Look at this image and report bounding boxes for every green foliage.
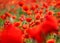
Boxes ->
[0,18,4,27]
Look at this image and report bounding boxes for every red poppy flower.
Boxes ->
[41,15,58,35]
[27,25,44,43]
[22,24,28,29]
[1,14,6,20]
[19,15,25,21]
[35,20,40,25]
[14,22,20,27]
[47,39,56,43]
[26,10,32,15]
[34,10,39,14]
[29,21,35,26]
[43,3,48,8]
[22,5,29,11]
[39,10,43,15]
[35,14,40,20]
[0,29,2,43]
[30,5,36,11]
[57,12,60,16]
[5,12,11,17]
[30,0,36,3]
[35,35,44,43]
[1,24,23,43]
[18,1,24,7]
[12,15,16,19]
[55,1,60,8]
[35,4,39,8]
[26,18,32,22]
[27,25,40,37]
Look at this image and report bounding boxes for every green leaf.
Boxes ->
[0,18,4,26]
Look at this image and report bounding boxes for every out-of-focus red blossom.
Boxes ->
[43,3,48,8]
[45,0,52,6]
[47,39,56,43]
[40,18,44,22]
[5,12,11,17]
[35,4,39,8]
[0,30,2,38]
[30,5,36,11]
[19,15,25,21]
[27,25,40,37]
[55,1,60,8]
[1,23,23,43]
[39,10,43,15]
[4,20,12,28]
[26,18,32,22]
[35,35,44,43]
[22,24,29,29]
[45,9,49,12]
[26,10,32,15]
[35,14,40,20]
[30,0,36,3]
[51,1,56,6]
[41,6,44,10]
[12,15,16,19]
[19,17,24,21]
[57,19,60,23]
[34,10,39,14]
[22,5,29,11]
[0,29,2,43]
[35,20,40,25]
[0,0,60,43]
[18,1,24,7]
[22,24,27,29]
[25,0,36,3]
[29,21,35,26]
[46,11,54,16]
[40,14,58,35]
[27,25,44,43]
[57,12,60,16]
[14,22,20,27]
[56,12,60,20]
[0,14,6,20]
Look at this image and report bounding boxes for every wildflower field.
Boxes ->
[0,0,60,43]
